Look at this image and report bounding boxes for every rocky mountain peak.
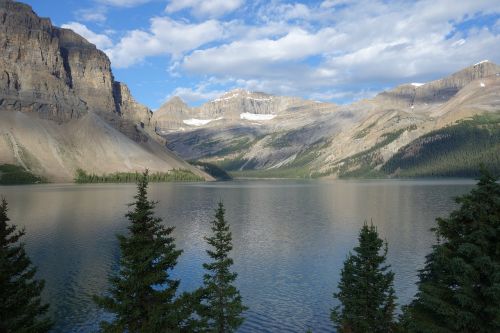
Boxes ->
[375,61,500,108]
[0,0,151,131]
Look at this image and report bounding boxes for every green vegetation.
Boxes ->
[189,161,232,180]
[214,155,249,171]
[230,167,312,179]
[336,127,411,178]
[266,131,294,148]
[74,168,204,183]
[353,120,378,139]
[332,223,397,333]
[198,202,247,332]
[0,164,45,185]
[212,137,254,157]
[0,198,53,332]
[93,171,190,331]
[382,114,500,177]
[400,169,500,332]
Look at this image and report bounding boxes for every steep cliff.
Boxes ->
[0,0,211,181]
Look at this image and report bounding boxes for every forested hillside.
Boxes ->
[382,114,500,177]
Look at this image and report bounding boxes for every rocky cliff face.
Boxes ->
[376,61,500,108]
[0,0,150,127]
[152,88,338,133]
[0,0,87,121]
[0,0,211,181]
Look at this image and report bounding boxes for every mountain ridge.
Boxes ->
[157,61,500,178]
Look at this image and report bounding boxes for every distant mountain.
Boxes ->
[156,61,500,178]
[0,0,210,181]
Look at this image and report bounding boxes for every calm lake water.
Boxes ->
[0,179,476,332]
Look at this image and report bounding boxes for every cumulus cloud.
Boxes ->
[75,7,107,23]
[106,17,224,68]
[182,28,337,75]
[93,0,500,105]
[166,85,226,104]
[176,0,500,102]
[61,22,113,49]
[97,0,152,7]
[166,0,244,18]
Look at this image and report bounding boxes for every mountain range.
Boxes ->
[1,0,499,182]
[154,61,500,178]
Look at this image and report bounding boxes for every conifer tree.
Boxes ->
[0,198,53,333]
[94,170,187,332]
[401,169,500,332]
[200,202,246,332]
[331,222,397,333]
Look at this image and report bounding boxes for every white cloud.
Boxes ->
[75,7,107,23]
[97,0,152,7]
[182,28,337,75]
[320,0,351,9]
[259,2,311,21]
[61,22,113,49]
[106,17,224,68]
[166,0,244,18]
[167,85,226,104]
[175,0,500,103]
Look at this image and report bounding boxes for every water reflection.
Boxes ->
[0,179,474,332]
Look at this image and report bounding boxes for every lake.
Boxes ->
[0,179,476,332]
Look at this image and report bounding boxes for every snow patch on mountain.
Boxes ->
[183,118,222,126]
[240,113,276,121]
[474,60,489,66]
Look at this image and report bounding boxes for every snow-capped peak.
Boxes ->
[474,60,489,66]
[411,83,425,87]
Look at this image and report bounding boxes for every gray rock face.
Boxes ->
[0,0,87,121]
[0,0,150,126]
[377,61,500,108]
[152,96,193,131]
[152,88,337,133]
[0,0,211,181]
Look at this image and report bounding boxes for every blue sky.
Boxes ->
[24,0,500,109]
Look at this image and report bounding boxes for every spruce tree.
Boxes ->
[200,202,246,332]
[401,169,500,333]
[0,198,53,333]
[331,222,397,333]
[94,170,186,332]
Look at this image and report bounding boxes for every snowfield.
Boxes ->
[240,113,276,121]
[183,118,222,126]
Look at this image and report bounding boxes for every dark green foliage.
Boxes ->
[199,202,246,332]
[0,164,45,185]
[214,155,249,172]
[0,198,53,332]
[401,169,500,333]
[74,168,204,183]
[332,223,397,333]
[382,115,500,177]
[93,171,188,332]
[190,161,232,180]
